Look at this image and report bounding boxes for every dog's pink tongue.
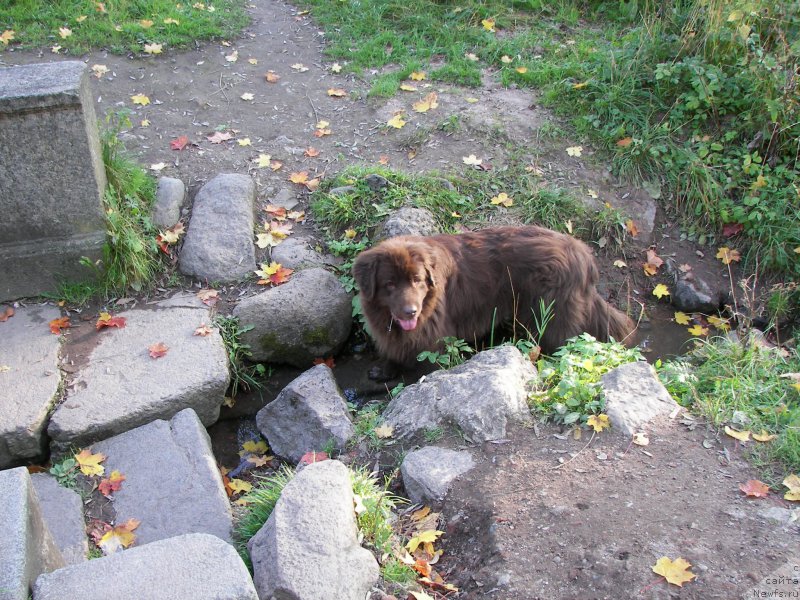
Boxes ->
[396,317,418,331]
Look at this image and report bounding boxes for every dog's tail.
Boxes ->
[588,294,636,346]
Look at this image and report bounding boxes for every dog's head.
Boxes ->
[353,239,440,332]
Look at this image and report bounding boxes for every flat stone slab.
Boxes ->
[48,295,229,450]
[92,409,232,545]
[179,173,256,283]
[601,361,679,436]
[401,446,475,505]
[32,533,257,600]
[31,474,88,566]
[248,460,379,600]
[0,467,64,600]
[0,304,62,468]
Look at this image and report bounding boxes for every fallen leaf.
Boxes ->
[632,432,649,446]
[707,315,730,331]
[687,324,709,336]
[739,479,769,498]
[149,162,166,172]
[587,414,610,432]
[207,131,232,144]
[313,127,332,137]
[313,356,336,368]
[255,153,271,168]
[240,92,254,101]
[197,289,219,306]
[131,93,150,106]
[265,70,280,83]
[170,135,190,151]
[228,478,253,495]
[225,50,238,62]
[304,147,320,157]
[287,210,305,221]
[515,66,528,74]
[49,316,71,334]
[291,63,309,72]
[327,88,346,97]
[75,448,106,476]
[462,154,482,166]
[465,52,479,62]
[616,136,633,147]
[139,19,153,28]
[344,228,357,239]
[58,27,72,39]
[331,62,342,73]
[566,145,582,157]
[783,474,800,501]
[289,171,309,184]
[674,312,691,325]
[374,424,394,438]
[379,155,390,165]
[613,260,627,268]
[722,222,743,237]
[724,425,751,443]
[96,312,127,330]
[406,530,444,555]
[400,83,418,92]
[652,284,670,299]
[237,137,252,147]
[247,454,271,467]
[143,43,162,55]
[625,220,639,237]
[270,160,283,171]
[481,17,495,32]
[194,323,213,336]
[410,71,426,81]
[752,430,776,442]
[148,342,169,359]
[0,30,15,45]
[413,92,439,113]
[0,306,15,321]
[305,177,320,191]
[587,189,598,199]
[140,119,150,127]
[163,18,179,25]
[98,470,126,497]
[91,64,109,78]
[716,246,741,265]
[501,55,513,63]
[98,519,139,554]
[490,192,513,207]
[51,45,62,54]
[652,557,697,587]
[387,114,406,129]
[299,450,329,465]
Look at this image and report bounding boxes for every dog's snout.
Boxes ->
[403,305,418,317]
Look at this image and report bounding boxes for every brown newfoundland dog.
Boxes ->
[353,225,635,380]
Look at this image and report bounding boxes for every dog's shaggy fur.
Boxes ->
[353,226,635,379]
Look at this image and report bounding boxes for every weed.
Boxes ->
[518,186,586,233]
[531,334,643,427]
[588,203,629,251]
[351,466,406,554]
[213,315,268,398]
[0,0,249,54]
[659,336,800,479]
[351,404,386,451]
[417,337,475,369]
[49,455,79,490]
[40,282,97,307]
[423,427,444,443]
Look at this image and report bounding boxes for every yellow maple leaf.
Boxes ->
[586,414,610,432]
[289,171,309,184]
[374,424,394,439]
[76,15,87,22]
[413,92,439,113]
[0,30,16,45]
[783,474,800,501]
[98,518,140,554]
[716,246,741,265]
[255,153,271,168]
[410,71,426,81]
[406,530,444,555]
[139,19,154,28]
[652,557,697,587]
[481,18,496,32]
[573,81,588,89]
[255,262,283,279]
[163,18,180,25]
[240,440,268,455]
[265,71,280,83]
[131,93,150,106]
[255,233,279,249]
[144,43,163,55]
[58,27,73,39]
[566,145,582,157]
[752,430,776,443]
[141,119,150,127]
[387,114,406,129]
[632,432,649,446]
[240,92,254,101]
[707,315,730,331]
[687,324,708,336]
[674,311,691,325]
[490,192,513,207]
[316,120,330,129]
[237,137,252,147]
[652,283,670,299]
[75,448,106,476]
[291,63,308,72]
[331,62,342,73]
[613,259,627,268]
[399,83,418,92]
[228,478,253,495]
[327,88,346,97]
[724,425,751,443]
[344,228,357,239]
[501,55,513,63]
[462,154,482,166]
[515,66,528,74]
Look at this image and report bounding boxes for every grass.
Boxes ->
[212,315,269,398]
[0,0,249,54]
[659,336,800,480]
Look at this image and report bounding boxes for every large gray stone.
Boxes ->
[0,467,64,600]
[233,268,352,366]
[671,273,723,314]
[382,346,535,442]
[0,61,106,301]
[30,474,88,566]
[248,461,379,600]
[32,533,257,600]
[256,365,354,464]
[271,237,334,270]
[377,207,440,239]
[48,295,229,450]
[401,446,475,505]
[0,304,62,468]
[179,173,256,283]
[601,361,679,436]
[92,409,232,545]
[152,177,186,229]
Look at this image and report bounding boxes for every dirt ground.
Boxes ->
[4,1,797,598]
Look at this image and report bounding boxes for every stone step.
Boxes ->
[0,304,62,468]
[32,533,257,600]
[48,294,229,451]
[30,473,88,566]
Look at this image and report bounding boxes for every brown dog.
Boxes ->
[353,225,635,380]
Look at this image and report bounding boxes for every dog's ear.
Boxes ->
[352,251,379,301]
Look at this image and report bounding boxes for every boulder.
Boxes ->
[233,268,352,366]
[256,365,354,463]
[271,237,335,270]
[152,177,185,229]
[601,361,679,436]
[30,474,88,565]
[382,346,535,442]
[377,207,440,239]
[248,460,379,600]
[401,446,475,505]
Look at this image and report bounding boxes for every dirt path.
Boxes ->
[4,2,793,598]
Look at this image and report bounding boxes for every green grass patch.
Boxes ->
[212,315,269,398]
[0,0,248,54]
[659,336,800,480]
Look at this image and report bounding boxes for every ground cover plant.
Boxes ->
[298,0,800,279]
[0,0,248,54]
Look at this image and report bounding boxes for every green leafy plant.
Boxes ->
[213,315,268,398]
[49,456,79,489]
[417,337,475,369]
[531,334,643,427]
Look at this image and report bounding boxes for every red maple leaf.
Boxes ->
[148,342,168,358]
[96,312,127,330]
[299,451,329,466]
[269,266,294,286]
[313,356,335,368]
[739,479,769,498]
[49,316,71,334]
[0,306,14,322]
[170,135,190,151]
[98,470,126,497]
